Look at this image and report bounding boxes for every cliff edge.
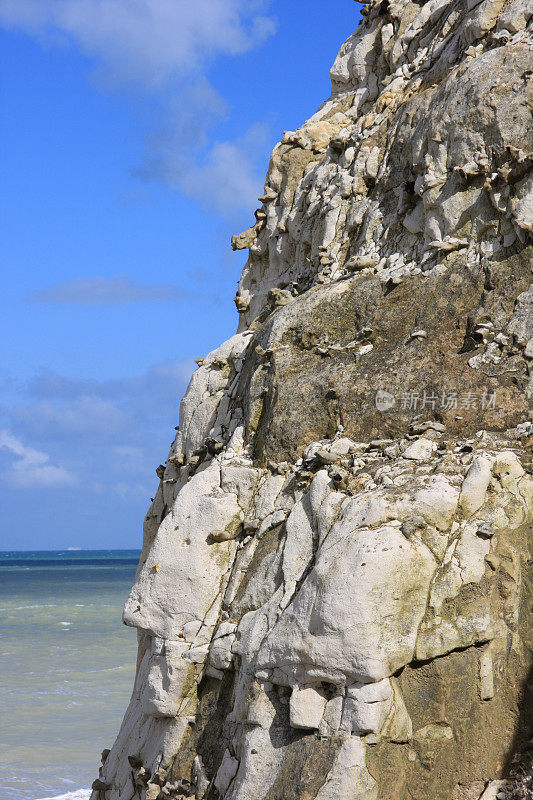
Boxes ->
[91,1,533,798]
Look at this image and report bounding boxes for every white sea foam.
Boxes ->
[0,604,59,611]
[87,664,127,674]
[36,791,91,800]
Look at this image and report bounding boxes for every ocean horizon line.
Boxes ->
[0,548,141,553]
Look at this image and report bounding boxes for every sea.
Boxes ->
[0,550,141,800]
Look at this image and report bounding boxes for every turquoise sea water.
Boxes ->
[0,551,140,800]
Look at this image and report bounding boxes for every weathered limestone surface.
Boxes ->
[92,2,532,799]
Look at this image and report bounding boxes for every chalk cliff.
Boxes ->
[91,1,532,798]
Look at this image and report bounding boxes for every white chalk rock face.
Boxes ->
[214,750,239,796]
[342,679,394,735]
[459,455,494,518]
[257,521,436,684]
[92,0,533,797]
[315,737,378,800]
[123,461,244,640]
[289,685,328,729]
[142,639,193,717]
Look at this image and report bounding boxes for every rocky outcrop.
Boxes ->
[92,2,532,799]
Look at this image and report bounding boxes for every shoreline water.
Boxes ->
[0,550,139,800]
[36,792,91,800]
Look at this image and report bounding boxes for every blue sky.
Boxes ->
[0,0,360,550]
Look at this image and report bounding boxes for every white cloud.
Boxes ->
[11,395,130,439]
[28,358,195,404]
[181,140,264,214]
[0,0,276,214]
[0,0,276,89]
[138,115,270,214]
[30,276,191,305]
[0,430,77,488]
[3,359,194,490]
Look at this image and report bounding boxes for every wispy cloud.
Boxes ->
[29,276,191,305]
[0,430,77,488]
[27,359,196,403]
[1,359,195,496]
[0,0,276,89]
[138,116,271,214]
[0,0,276,213]
[10,395,130,439]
